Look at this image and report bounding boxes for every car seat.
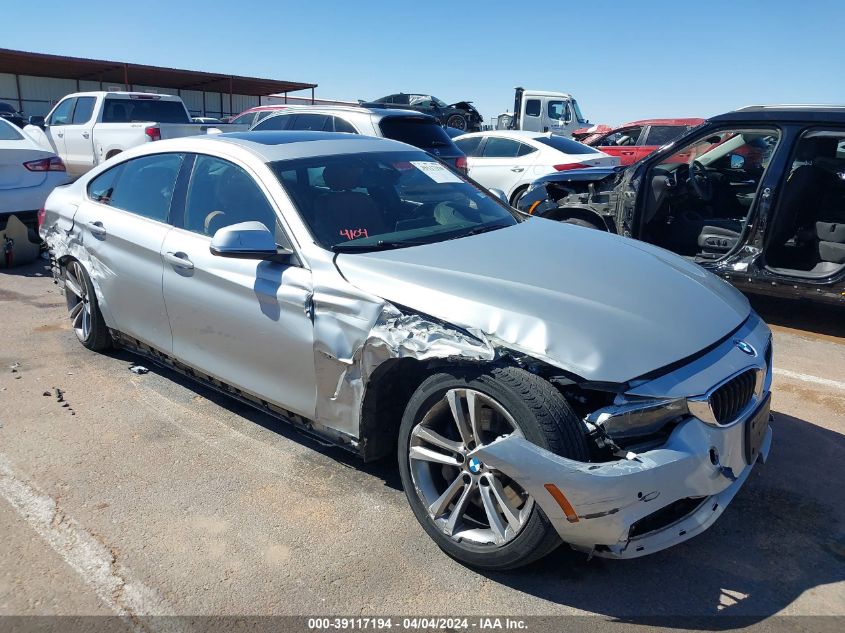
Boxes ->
[312,164,387,244]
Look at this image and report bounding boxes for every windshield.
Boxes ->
[269,151,521,252]
[571,100,587,124]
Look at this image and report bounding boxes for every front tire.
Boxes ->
[563,217,603,230]
[398,366,589,570]
[64,260,111,351]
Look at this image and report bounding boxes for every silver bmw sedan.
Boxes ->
[40,131,773,569]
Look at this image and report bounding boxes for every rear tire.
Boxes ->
[445,114,467,131]
[63,260,111,351]
[398,366,589,570]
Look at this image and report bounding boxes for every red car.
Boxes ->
[579,118,704,165]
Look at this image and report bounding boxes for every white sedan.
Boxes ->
[454,130,619,205]
[1,117,68,267]
[1,117,68,218]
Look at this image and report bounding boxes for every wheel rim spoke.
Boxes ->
[428,474,465,518]
[81,305,91,339]
[486,475,523,532]
[409,387,533,548]
[444,482,473,536]
[69,301,84,324]
[408,445,461,467]
[479,483,508,545]
[65,270,84,299]
[446,390,475,446]
[412,425,464,454]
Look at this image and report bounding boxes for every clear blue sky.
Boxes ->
[5,0,844,126]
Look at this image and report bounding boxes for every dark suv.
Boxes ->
[365,94,483,132]
[0,101,26,128]
[517,106,845,305]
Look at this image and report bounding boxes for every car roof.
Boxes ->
[613,118,705,128]
[259,106,438,122]
[711,105,845,123]
[455,130,548,140]
[204,130,420,161]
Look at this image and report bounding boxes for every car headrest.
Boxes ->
[323,164,364,191]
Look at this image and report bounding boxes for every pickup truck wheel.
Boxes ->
[106,150,121,160]
[445,114,467,131]
[398,366,589,570]
[64,260,111,351]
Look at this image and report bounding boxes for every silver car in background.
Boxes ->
[40,130,773,569]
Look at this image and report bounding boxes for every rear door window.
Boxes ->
[230,112,256,126]
[482,137,522,158]
[644,125,686,146]
[331,116,358,133]
[253,114,290,131]
[378,117,454,150]
[71,97,96,124]
[107,153,184,222]
[87,164,125,205]
[454,136,483,157]
[290,113,330,131]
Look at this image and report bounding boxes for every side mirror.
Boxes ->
[210,221,291,260]
[489,188,509,205]
[29,115,46,128]
[730,154,746,170]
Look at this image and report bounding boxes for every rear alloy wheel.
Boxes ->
[64,260,111,351]
[398,367,589,570]
[445,114,467,131]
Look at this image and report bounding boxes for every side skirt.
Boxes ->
[110,330,363,457]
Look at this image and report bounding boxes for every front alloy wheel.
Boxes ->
[409,388,533,546]
[398,367,589,570]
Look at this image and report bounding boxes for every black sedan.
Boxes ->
[365,93,483,132]
[0,101,27,128]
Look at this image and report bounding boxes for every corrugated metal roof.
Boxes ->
[0,48,316,96]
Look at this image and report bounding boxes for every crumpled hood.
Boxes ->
[335,220,750,384]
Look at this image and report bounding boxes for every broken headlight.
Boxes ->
[585,398,688,445]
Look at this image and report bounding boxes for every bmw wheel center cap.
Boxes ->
[468,457,483,473]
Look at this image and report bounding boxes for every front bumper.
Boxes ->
[476,417,771,558]
[474,312,774,558]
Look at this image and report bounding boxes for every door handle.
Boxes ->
[620,151,635,156]
[87,221,106,236]
[164,251,194,270]
[511,167,525,172]
[57,132,64,138]
[82,132,90,139]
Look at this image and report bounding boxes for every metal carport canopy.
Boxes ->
[0,48,316,96]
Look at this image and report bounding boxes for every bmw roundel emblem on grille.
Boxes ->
[734,340,757,356]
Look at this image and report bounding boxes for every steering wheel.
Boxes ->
[688,160,714,202]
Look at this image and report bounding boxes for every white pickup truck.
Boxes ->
[25,92,245,177]
[495,87,590,137]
